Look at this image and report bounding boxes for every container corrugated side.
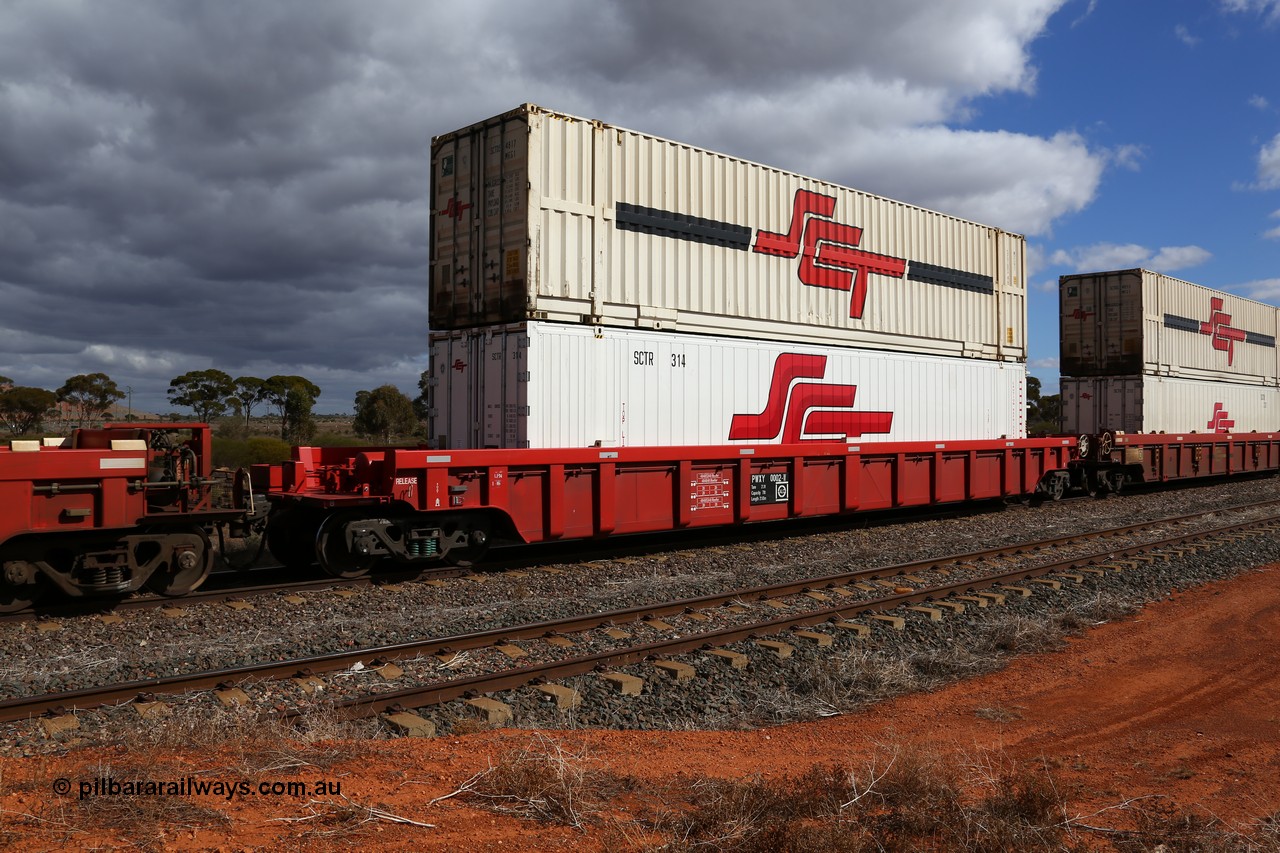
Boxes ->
[428,322,1025,449]
[1060,375,1279,434]
[1060,269,1280,384]
[432,104,1025,362]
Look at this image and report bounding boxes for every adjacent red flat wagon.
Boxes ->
[0,424,245,610]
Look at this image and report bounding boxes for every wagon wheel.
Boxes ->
[0,559,46,613]
[442,521,491,568]
[1076,434,1093,460]
[1045,473,1066,501]
[265,508,322,571]
[316,513,378,579]
[146,528,213,596]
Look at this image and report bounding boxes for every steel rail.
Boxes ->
[4,507,1277,725]
[9,494,1277,625]
[313,513,1280,719]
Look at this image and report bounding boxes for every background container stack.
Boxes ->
[1059,269,1280,434]
[428,104,1028,448]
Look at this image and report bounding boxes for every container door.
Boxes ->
[1060,278,1099,375]
[1060,378,1093,434]
[431,113,531,328]
[1103,377,1143,434]
[480,329,530,448]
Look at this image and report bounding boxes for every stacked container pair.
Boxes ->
[1059,269,1280,435]
[427,104,1029,449]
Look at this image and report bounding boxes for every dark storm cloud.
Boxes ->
[0,0,443,410]
[0,0,1095,413]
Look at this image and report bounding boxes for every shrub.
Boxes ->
[212,436,293,468]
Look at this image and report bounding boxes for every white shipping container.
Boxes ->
[1060,376,1279,435]
[431,104,1026,362]
[1060,269,1280,384]
[428,323,1026,449]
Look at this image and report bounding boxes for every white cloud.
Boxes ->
[840,128,1101,236]
[1071,0,1099,27]
[1174,24,1200,46]
[1266,210,1280,239]
[1108,144,1146,171]
[1027,244,1048,277]
[1256,134,1280,189]
[1030,357,1060,370]
[81,344,180,375]
[1244,278,1280,300]
[493,0,1103,238]
[1249,94,1272,111]
[1221,0,1280,23]
[1050,243,1212,273]
[1148,245,1215,270]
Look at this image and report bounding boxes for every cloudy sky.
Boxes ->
[2,0,1278,413]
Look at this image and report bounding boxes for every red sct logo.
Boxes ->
[728,353,893,442]
[1208,403,1234,433]
[438,196,472,221]
[1199,297,1246,366]
[752,190,907,319]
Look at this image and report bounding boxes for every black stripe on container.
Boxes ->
[1164,314,1276,348]
[615,202,752,250]
[1246,331,1276,348]
[905,261,994,293]
[1164,313,1201,333]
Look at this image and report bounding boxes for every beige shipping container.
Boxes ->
[1060,269,1280,384]
[431,104,1026,362]
[1060,375,1279,435]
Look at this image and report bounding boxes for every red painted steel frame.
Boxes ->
[264,438,1077,545]
[0,423,217,545]
[1111,432,1280,482]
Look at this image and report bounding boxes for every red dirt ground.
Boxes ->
[3,564,1279,850]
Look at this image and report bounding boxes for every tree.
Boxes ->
[1026,375,1063,435]
[263,375,321,441]
[0,386,58,435]
[231,376,269,426]
[57,373,125,426]
[168,369,236,423]
[353,385,418,443]
[413,369,431,421]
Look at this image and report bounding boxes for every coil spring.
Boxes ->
[79,566,127,587]
[408,539,439,558]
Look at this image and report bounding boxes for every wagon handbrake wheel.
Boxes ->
[1098,430,1114,457]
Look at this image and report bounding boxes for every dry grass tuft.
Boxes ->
[617,745,1280,852]
[463,733,622,829]
[109,698,374,794]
